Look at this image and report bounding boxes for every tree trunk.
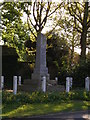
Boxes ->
[80,2,88,62]
[71,40,74,66]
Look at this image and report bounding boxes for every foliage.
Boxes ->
[22,2,63,38]
[2,90,90,105]
[2,90,90,118]
[67,2,90,61]
[1,2,26,61]
[72,61,90,88]
[58,60,90,88]
[47,32,69,79]
[2,21,30,61]
[1,2,34,61]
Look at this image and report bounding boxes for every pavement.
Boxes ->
[2,110,90,120]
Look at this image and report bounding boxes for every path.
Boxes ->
[2,110,90,120]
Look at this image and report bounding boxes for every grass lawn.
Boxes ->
[1,101,90,118]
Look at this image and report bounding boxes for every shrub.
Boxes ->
[67,90,90,101]
[58,61,90,88]
[72,61,90,88]
[2,90,90,105]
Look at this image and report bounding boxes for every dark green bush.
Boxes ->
[68,90,90,101]
[58,61,90,88]
[72,61,90,88]
[2,91,31,104]
[2,90,90,105]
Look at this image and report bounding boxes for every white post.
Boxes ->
[47,74,50,81]
[18,76,21,85]
[85,77,89,91]
[1,76,4,89]
[89,77,90,91]
[13,76,17,95]
[42,76,46,92]
[55,77,58,85]
[55,77,58,82]
[66,77,70,93]
[70,77,73,89]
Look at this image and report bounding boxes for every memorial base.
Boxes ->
[31,73,50,90]
[18,78,65,93]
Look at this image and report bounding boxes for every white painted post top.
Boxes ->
[13,76,17,95]
[18,76,21,85]
[42,76,46,92]
[55,77,58,81]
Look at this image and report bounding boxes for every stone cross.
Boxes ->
[32,33,49,90]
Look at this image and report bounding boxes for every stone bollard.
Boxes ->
[55,77,58,82]
[42,76,46,92]
[18,76,21,86]
[70,77,73,89]
[13,76,17,95]
[1,76,4,89]
[55,77,58,85]
[66,77,70,93]
[85,77,90,91]
[47,74,50,81]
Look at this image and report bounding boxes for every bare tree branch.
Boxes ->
[74,26,82,33]
[47,2,63,17]
[70,4,83,24]
[36,2,39,24]
[75,2,83,22]
[27,17,37,39]
[46,22,59,37]
[27,15,36,30]
[39,2,44,25]
[33,1,39,31]
[29,2,63,33]
[87,20,90,28]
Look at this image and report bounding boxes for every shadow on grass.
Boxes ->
[1,101,90,118]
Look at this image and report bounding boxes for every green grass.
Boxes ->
[1,101,90,118]
[1,90,90,118]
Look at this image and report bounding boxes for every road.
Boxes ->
[2,110,90,120]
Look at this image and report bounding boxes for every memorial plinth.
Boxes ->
[31,33,49,90]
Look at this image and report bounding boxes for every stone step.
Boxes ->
[24,79,39,85]
[47,85,65,92]
[47,80,57,85]
[18,84,65,92]
[18,79,65,93]
[18,79,40,92]
[18,85,38,92]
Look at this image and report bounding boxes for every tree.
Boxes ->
[67,2,90,61]
[50,6,80,70]
[47,32,69,78]
[22,1,63,38]
[1,2,31,61]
